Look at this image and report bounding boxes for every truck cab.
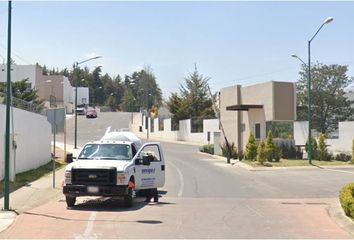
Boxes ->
[63,137,165,207]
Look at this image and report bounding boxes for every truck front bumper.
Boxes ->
[63,185,128,197]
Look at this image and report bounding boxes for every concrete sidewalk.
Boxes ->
[0,142,80,233]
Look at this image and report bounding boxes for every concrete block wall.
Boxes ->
[0,104,51,180]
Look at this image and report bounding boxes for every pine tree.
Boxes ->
[265,131,275,162]
[257,140,266,165]
[167,67,215,120]
[245,133,258,161]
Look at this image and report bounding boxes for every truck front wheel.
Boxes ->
[66,196,76,207]
[124,188,133,208]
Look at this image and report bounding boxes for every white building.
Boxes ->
[73,87,89,106]
[0,64,41,89]
[0,64,79,113]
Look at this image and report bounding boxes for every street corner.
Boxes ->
[328,198,354,237]
[0,210,18,233]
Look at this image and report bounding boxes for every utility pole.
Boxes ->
[4,0,12,210]
[207,85,232,164]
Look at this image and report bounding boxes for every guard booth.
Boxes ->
[219,81,296,151]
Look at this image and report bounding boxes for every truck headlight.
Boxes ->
[65,171,72,185]
[117,172,126,183]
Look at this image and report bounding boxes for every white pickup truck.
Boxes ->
[63,132,165,207]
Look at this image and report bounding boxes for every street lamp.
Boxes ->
[306,16,333,164]
[74,56,102,149]
[291,54,306,66]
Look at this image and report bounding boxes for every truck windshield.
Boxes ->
[78,144,132,160]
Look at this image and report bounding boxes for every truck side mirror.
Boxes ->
[135,158,142,165]
[66,153,73,163]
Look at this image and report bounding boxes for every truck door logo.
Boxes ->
[142,168,155,174]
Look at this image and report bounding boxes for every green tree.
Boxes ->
[245,133,258,161]
[166,67,215,120]
[257,140,266,165]
[265,131,275,162]
[129,66,163,112]
[0,79,44,112]
[318,133,328,161]
[105,95,117,111]
[120,88,139,112]
[297,63,354,133]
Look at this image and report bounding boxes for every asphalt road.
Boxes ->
[1,111,354,239]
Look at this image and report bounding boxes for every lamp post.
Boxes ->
[4,0,12,210]
[74,56,102,149]
[294,17,333,164]
[146,93,152,139]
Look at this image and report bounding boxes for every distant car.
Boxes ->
[86,109,97,118]
[76,107,85,115]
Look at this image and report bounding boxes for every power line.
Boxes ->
[0,42,32,64]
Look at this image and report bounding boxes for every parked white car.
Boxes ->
[63,132,165,208]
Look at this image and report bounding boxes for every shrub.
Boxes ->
[200,144,214,155]
[339,183,354,217]
[335,153,352,162]
[318,133,328,161]
[238,149,244,161]
[305,137,318,159]
[279,143,297,159]
[256,140,266,165]
[265,131,275,162]
[274,146,282,162]
[245,133,258,161]
[221,142,238,159]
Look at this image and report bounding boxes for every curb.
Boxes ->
[135,132,204,147]
[328,199,354,236]
[0,211,17,233]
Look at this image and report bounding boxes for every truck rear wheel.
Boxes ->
[124,188,133,208]
[66,196,76,207]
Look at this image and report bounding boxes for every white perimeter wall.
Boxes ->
[130,113,220,145]
[294,121,354,154]
[0,104,51,180]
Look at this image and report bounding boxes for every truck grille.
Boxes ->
[71,167,117,185]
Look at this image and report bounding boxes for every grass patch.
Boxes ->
[0,160,66,197]
[243,159,350,167]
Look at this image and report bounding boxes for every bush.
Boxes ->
[221,142,238,159]
[335,153,352,162]
[238,149,244,161]
[245,133,258,161]
[256,140,266,165]
[318,133,329,161]
[279,143,297,159]
[274,146,282,162]
[200,144,214,155]
[305,137,318,159]
[339,183,354,217]
[265,131,275,162]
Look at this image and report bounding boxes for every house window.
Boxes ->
[255,123,261,139]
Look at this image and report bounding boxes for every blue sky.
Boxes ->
[0,1,353,97]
